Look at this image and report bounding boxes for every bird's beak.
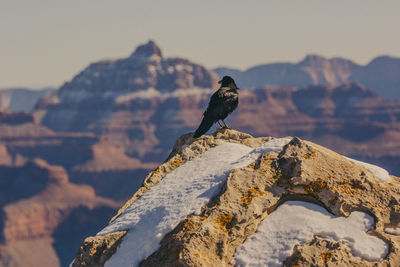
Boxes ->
[218,80,222,84]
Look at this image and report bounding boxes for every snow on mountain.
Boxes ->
[57,40,218,102]
[72,128,400,267]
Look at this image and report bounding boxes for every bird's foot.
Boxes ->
[221,120,231,129]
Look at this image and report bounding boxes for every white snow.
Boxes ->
[175,64,184,71]
[233,201,388,266]
[345,157,392,182]
[114,88,162,103]
[114,87,212,103]
[98,138,291,266]
[385,227,400,235]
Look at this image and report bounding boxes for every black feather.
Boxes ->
[193,116,214,138]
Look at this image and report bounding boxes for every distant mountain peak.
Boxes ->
[299,54,329,66]
[130,40,163,59]
[368,55,400,66]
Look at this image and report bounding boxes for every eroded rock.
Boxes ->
[72,128,400,266]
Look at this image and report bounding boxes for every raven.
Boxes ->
[193,76,239,138]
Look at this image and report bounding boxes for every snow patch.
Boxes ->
[114,88,162,103]
[233,201,388,266]
[114,87,211,103]
[345,157,392,182]
[385,227,400,235]
[98,138,291,266]
[175,64,184,71]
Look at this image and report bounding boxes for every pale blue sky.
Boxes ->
[1,0,399,88]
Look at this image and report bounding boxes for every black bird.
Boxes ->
[193,76,239,138]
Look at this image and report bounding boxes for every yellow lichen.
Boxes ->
[258,165,271,174]
[241,188,265,207]
[333,179,363,196]
[304,150,316,159]
[89,247,96,256]
[335,184,357,196]
[214,213,233,232]
[247,163,256,169]
[320,251,333,264]
[151,168,161,175]
[304,178,327,194]
[183,220,195,232]
[170,158,182,168]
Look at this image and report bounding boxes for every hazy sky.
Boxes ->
[1,0,400,88]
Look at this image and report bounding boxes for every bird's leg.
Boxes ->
[222,120,231,128]
[217,121,223,128]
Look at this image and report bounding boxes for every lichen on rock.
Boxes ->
[72,128,400,267]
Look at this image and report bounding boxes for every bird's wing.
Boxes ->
[204,88,230,113]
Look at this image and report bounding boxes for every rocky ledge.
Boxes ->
[72,128,400,266]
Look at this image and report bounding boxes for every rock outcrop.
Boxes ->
[72,128,400,266]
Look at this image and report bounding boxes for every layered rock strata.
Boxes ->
[0,159,120,267]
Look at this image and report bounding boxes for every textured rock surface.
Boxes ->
[72,128,400,266]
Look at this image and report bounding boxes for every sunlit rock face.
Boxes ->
[72,128,400,267]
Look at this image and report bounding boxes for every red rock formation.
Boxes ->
[214,54,400,99]
[0,159,119,267]
[0,110,33,125]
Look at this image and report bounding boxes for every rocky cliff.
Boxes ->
[0,158,120,267]
[54,40,217,103]
[214,54,400,99]
[72,128,400,266]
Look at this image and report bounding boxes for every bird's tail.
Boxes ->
[193,117,214,138]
